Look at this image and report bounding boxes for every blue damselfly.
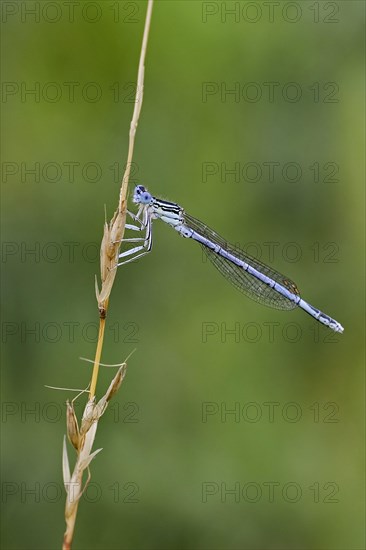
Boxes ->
[119,185,344,334]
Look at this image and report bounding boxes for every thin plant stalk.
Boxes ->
[62,2,154,548]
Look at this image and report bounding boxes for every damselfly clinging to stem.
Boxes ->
[119,185,344,334]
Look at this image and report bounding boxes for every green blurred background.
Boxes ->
[1,1,365,549]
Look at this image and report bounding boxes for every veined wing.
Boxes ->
[184,213,300,311]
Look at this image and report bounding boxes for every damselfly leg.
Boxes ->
[117,208,153,267]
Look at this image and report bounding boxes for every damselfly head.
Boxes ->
[133,185,153,205]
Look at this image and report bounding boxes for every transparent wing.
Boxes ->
[185,213,300,311]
